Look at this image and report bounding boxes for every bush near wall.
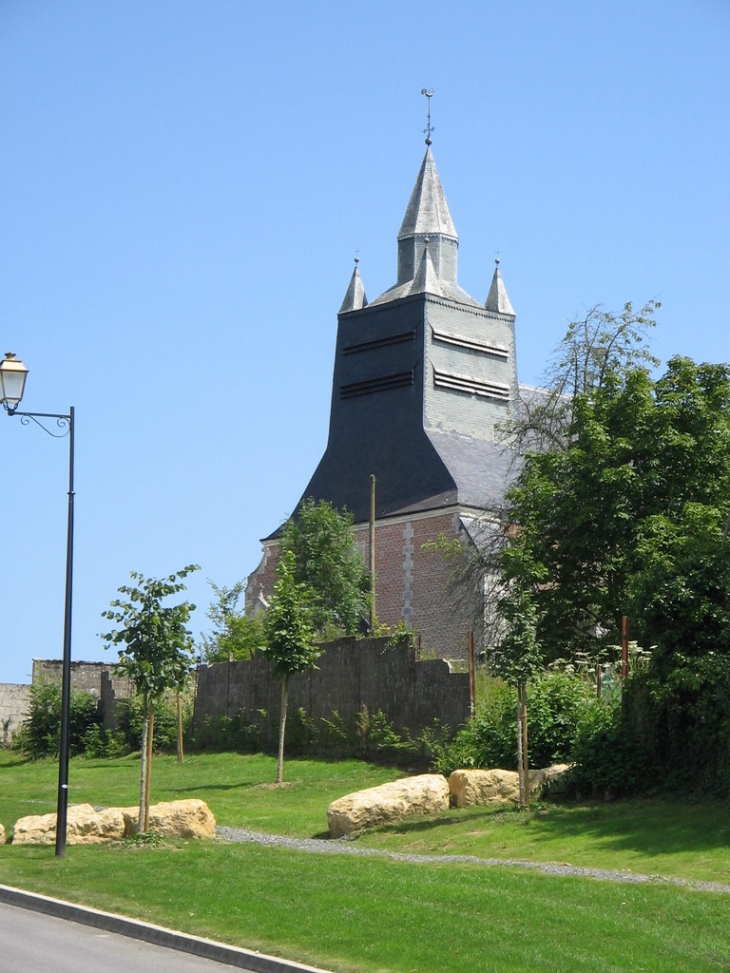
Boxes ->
[436,659,730,800]
[570,657,730,799]
[190,704,443,768]
[14,682,101,759]
[429,670,596,777]
[14,682,197,760]
[114,689,195,753]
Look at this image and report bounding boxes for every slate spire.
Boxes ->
[339,257,368,313]
[485,258,515,317]
[397,147,459,286]
[409,238,447,299]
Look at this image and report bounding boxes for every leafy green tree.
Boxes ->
[421,301,661,651]
[501,352,730,797]
[261,550,320,783]
[100,565,199,830]
[281,498,369,636]
[502,356,730,664]
[505,300,660,454]
[199,579,265,663]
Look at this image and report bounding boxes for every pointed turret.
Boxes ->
[397,147,458,285]
[408,240,447,299]
[485,259,515,317]
[339,258,368,313]
[370,145,480,308]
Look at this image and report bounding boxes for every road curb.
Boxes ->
[0,884,333,973]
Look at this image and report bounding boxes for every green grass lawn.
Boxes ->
[2,750,730,973]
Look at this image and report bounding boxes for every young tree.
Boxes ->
[261,550,320,783]
[199,579,265,663]
[100,565,199,831]
[493,584,543,806]
[281,498,369,637]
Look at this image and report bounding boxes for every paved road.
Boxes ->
[0,902,260,973]
[0,890,331,973]
[0,903,264,973]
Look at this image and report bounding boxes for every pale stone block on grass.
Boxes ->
[120,799,216,839]
[12,799,216,844]
[328,773,450,837]
[448,765,570,807]
[12,804,125,845]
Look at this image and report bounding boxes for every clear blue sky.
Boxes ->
[1,0,729,684]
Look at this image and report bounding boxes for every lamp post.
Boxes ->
[0,352,75,859]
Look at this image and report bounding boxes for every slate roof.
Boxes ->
[339,260,368,312]
[485,261,515,317]
[368,247,482,308]
[425,429,520,512]
[398,146,458,240]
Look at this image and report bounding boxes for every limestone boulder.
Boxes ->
[449,765,570,808]
[12,799,216,845]
[0,822,5,844]
[120,799,216,839]
[328,773,450,837]
[13,804,125,845]
[534,763,571,795]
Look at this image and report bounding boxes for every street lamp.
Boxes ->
[0,352,75,859]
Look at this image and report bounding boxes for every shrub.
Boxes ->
[568,687,650,797]
[16,681,100,759]
[81,724,130,759]
[569,656,730,799]
[188,706,426,766]
[642,653,730,796]
[190,710,272,753]
[430,670,595,777]
[528,669,595,767]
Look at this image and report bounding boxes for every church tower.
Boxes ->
[300,140,518,525]
[248,130,520,657]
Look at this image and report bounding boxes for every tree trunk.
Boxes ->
[138,693,149,833]
[518,683,530,808]
[276,675,288,784]
[143,702,155,831]
[176,691,184,764]
[516,691,524,805]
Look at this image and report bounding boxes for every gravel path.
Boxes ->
[216,826,730,895]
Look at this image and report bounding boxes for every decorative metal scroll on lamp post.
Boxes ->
[0,352,75,858]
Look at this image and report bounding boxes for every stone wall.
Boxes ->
[28,660,134,729]
[32,659,133,703]
[192,636,471,739]
[0,683,31,745]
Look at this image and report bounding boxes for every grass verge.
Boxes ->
[2,750,730,972]
[2,841,730,973]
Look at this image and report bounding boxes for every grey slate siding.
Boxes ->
[296,295,458,525]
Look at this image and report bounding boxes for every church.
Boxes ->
[246,130,522,660]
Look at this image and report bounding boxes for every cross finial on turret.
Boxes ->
[421,88,434,145]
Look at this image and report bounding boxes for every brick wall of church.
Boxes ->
[246,506,480,661]
[353,510,477,660]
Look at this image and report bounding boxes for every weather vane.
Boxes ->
[421,88,434,145]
